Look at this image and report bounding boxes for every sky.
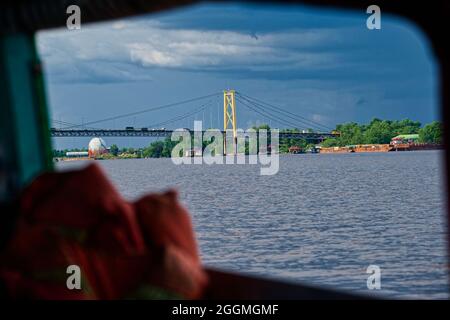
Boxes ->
[37,3,439,149]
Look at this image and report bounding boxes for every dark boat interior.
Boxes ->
[0,0,449,299]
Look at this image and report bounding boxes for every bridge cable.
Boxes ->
[237,93,331,131]
[51,119,100,130]
[236,96,303,129]
[236,92,332,131]
[238,96,324,131]
[236,96,304,129]
[237,92,331,131]
[146,99,216,129]
[63,92,221,129]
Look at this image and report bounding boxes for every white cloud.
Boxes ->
[37,19,340,83]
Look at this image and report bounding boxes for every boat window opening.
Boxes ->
[37,3,447,299]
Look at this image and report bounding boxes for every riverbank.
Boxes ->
[54,157,92,162]
[54,145,444,162]
[320,143,443,154]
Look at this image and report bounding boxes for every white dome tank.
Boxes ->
[88,137,107,157]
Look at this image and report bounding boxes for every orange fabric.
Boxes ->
[0,163,207,299]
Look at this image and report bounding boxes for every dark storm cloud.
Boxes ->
[39,2,439,151]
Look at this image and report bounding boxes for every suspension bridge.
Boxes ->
[50,90,339,143]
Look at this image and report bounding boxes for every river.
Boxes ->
[57,150,449,299]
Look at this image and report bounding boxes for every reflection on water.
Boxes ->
[57,150,449,299]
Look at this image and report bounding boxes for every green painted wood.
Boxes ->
[0,33,52,202]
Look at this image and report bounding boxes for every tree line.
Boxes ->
[53,119,443,158]
[321,119,442,147]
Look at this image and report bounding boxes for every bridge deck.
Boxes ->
[50,129,338,141]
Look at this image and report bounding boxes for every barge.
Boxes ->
[320,143,442,153]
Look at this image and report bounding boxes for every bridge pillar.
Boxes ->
[223,90,237,155]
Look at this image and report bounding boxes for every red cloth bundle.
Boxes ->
[0,163,207,299]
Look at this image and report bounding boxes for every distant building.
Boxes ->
[288,146,302,154]
[66,151,89,158]
[391,134,419,145]
[88,137,108,157]
[185,147,202,157]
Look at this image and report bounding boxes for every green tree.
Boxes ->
[335,122,364,146]
[363,119,393,144]
[392,119,421,135]
[321,118,425,147]
[320,138,339,147]
[143,141,164,158]
[419,121,443,143]
[250,124,271,152]
[162,137,178,157]
[110,144,119,156]
[252,124,271,131]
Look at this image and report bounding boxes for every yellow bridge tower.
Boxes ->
[223,89,237,155]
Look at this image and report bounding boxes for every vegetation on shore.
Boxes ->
[321,119,442,147]
[53,119,443,159]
